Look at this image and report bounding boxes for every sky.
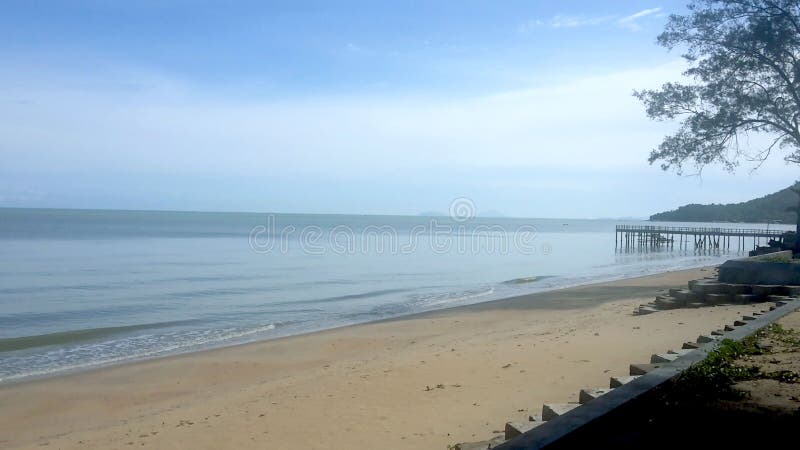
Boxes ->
[1,0,797,219]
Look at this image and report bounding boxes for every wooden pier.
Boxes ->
[615,225,786,251]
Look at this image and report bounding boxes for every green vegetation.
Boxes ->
[756,253,800,263]
[675,324,800,401]
[675,337,763,400]
[635,0,800,174]
[650,182,799,223]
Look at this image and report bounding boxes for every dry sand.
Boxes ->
[0,267,760,449]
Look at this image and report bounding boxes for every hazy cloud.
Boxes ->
[520,7,663,32]
[618,7,663,31]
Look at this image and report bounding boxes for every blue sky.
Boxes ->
[1,1,797,218]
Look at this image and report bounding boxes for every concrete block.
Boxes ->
[578,387,612,404]
[630,363,661,376]
[636,306,659,315]
[455,435,505,450]
[776,300,788,307]
[682,341,700,349]
[697,334,720,343]
[711,329,724,336]
[609,375,640,388]
[734,320,746,326]
[667,348,693,356]
[542,403,579,421]
[650,353,679,363]
[724,325,735,331]
[742,315,755,321]
[505,421,541,440]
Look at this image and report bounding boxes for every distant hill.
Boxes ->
[650,183,799,224]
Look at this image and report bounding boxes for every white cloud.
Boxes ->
[521,7,663,32]
[1,61,796,216]
[550,14,617,28]
[0,61,694,179]
[519,14,615,31]
[617,7,663,31]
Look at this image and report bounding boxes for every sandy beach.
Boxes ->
[0,266,759,450]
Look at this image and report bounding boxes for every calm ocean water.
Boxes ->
[0,208,792,382]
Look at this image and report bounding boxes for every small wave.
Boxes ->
[502,275,553,285]
[410,287,495,308]
[0,320,197,353]
[272,288,412,306]
[0,321,288,383]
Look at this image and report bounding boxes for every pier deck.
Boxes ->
[615,225,785,251]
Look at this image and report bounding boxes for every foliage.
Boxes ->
[650,181,799,221]
[676,337,763,399]
[675,324,800,402]
[635,0,800,174]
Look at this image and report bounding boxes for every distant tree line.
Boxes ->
[650,183,799,223]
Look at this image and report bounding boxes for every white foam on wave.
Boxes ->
[0,322,282,384]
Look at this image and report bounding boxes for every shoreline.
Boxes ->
[3,264,719,387]
[0,265,761,449]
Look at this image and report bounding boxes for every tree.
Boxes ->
[634,0,800,174]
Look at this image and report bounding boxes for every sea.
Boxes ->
[0,208,793,383]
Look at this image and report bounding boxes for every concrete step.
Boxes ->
[609,375,640,388]
[752,285,783,297]
[504,420,542,440]
[785,286,800,296]
[630,363,662,376]
[650,353,679,363]
[542,403,580,421]
[721,283,752,295]
[689,280,725,294]
[654,297,682,309]
[578,387,612,404]
[733,294,758,304]
[705,293,731,305]
[454,435,506,450]
[682,341,700,349]
[671,289,700,303]
[733,320,747,326]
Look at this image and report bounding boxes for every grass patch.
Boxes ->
[675,337,763,400]
[756,254,800,264]
[674,323,800,402]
